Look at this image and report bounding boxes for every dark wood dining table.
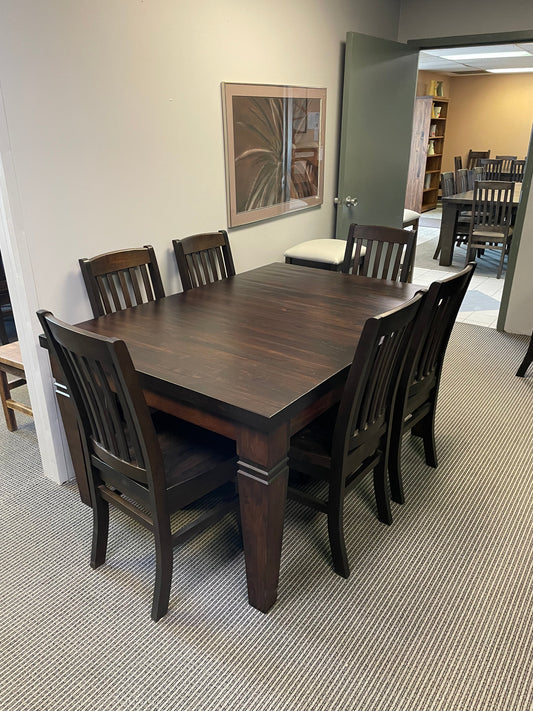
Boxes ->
[438,182,522,266]
[56,262,420,613]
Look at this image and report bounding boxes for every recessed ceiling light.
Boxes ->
[451,50,530,60]
[487,67,533,73]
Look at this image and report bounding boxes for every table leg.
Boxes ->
[439,202,458,266]
[236,424,289,613]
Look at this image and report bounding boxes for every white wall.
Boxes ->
[0,0,401,483]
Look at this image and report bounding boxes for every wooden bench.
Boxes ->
[0,341,33,431]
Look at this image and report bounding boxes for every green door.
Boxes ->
[335,32,419,239]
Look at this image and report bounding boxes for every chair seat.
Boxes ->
[284,239,349,266]
[403,209,420,225]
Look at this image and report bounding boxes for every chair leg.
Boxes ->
[151,525,173,621]
[373,460,392,525]
[388,423,405,505]
[497,248,506,279]
[412,411,438,468]
[327,487,350,578]
[90,493,109,568]
[516,331,533,377]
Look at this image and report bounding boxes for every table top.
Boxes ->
[77,263,420,430]
[442,182,522,205]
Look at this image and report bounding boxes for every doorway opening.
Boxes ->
[407,41,533,328]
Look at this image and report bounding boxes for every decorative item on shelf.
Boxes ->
[424,174,431,189]
[436,81,444,96]
[430,124,436,137]
[427,140,435,156]
[433,106,442,119]
[428,79,438,96]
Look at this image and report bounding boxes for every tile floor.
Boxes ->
[414,209,506,329]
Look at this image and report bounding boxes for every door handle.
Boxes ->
[334,196,359,208]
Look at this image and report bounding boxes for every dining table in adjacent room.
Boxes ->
[48,262,420,613]
[438,182,522,266]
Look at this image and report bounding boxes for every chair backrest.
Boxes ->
[37,310,165,500]
[173,230,236,291]
[496,155,517,174]
[440,171,456,197]
[473,165,485,182]
[471,180,515,236]
[342,224,416,283]
[79,246,165,318]
[510,159,526,183]
[456,169,469,194]
[395,263,476,422]
[331,293,424,472]
[466,149,490,170]
[479,158,503,181]
[454,156,462,172]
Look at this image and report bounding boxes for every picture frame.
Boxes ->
[222,83,327,228]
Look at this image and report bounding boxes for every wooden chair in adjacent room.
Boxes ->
[287,292,424,577]
[388,263,476,505]
[466,149,490,170]
[37,310,238,621]
[496,155,517,177]
[341,224,416,283]
[283,211,420,273]
[510,159,526,183]
[479,158,503,181]
[516,329,533,377]
[79,246,165,318]
[172,230,236,291]
[454,155,462,173]
[465,180,515,278]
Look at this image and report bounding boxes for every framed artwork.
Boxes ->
[222,83,327,227]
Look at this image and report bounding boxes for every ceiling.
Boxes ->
[417,43,533,75]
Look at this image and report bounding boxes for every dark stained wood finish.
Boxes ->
[38,310,237,621]
[79,246,165,318]
[510,159,526,183]
[466,149,490,170]
[172,231,236,291]
[438,183,521,266]
[48,263,420,612]
[342,224,416,283]
[388,264,476,504]
[288,292,424,577]
[516,329,533,377]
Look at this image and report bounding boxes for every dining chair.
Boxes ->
[172,230,236,291]
[495,155,517,176]
[516,329,533,377]
[37,310,238,621]
[287,292,424,577]
[79,246,165,318]
[342,224,416,283]
[479,158,503,181]
[466,149,490,170]
[388,263,476,504]
[440,171,456,198]
[283,210,420,272]
[465,180,514,278]
[456,169,468,194]
[510,159,526,183]
[454,156,462,173]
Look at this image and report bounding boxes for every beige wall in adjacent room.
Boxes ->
[443,74,533,173]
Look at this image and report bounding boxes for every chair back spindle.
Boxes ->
[173,231,236,291]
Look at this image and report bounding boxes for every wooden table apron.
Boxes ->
[438,183,522,266]
[49,263,420,613]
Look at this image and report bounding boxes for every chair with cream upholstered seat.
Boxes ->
[284,210,420,276]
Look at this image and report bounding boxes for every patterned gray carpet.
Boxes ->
[1,323,532,710]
